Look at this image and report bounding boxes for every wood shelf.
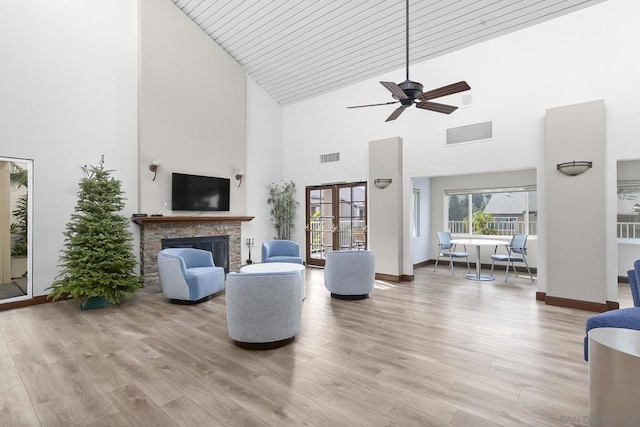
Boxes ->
[132,215,254,225]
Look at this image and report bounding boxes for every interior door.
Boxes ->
[305,182,367,267]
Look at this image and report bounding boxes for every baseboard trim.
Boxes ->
[0,295,52,312]
[375,273,413,282]
[536,292,618,313]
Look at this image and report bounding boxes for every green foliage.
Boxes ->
[448,195,467,221]
[11,195,28,256]
[48,157,140,305]
[9,163,28,256]
[267,180,299,240]
[466,210,497,235]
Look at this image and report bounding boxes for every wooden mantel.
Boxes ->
[132,215,254,225]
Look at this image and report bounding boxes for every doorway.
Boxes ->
[305,182,367,267]
[1,158,33,303]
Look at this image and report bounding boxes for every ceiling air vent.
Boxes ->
[446,121,492,145]
[320,152,340,164]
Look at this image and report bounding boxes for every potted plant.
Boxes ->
[267,180,299,240]
[48,156,140,309]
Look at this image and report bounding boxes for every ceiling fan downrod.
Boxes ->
[405,0,410,81]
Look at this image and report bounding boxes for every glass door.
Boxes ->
[305,182,367,267]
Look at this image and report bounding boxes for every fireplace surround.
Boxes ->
[133,216,253,288]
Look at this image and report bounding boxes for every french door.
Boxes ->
[305,182,367,267]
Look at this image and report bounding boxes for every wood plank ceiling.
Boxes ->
[171,0,607,105]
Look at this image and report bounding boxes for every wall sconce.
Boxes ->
[374,178,392,189]
[235,170,244,187]
[557,160,592,176]
[149,159,159,181]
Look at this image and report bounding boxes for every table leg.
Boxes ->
[463,245,495,281]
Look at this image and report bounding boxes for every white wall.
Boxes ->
[139,0,246,216]
[282,0,640,290]
[545,100,611,303]
[244,77,285,262]
[369,137,403,277]
[0,1,138,296]
[412,177,431,264]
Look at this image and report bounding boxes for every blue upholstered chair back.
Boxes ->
[629,259,640,307]
[436,231,453,250]
[261,240,303,264]
[509,234,528,255]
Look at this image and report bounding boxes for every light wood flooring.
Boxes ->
[0,266,632,426]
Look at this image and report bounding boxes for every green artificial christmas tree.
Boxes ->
[48,156,140,307]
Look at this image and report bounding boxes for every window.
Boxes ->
[412,189,420,237]
[446,188,537,236]
[617,182,640,239]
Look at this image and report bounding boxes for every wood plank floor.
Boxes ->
[0,266,631,426]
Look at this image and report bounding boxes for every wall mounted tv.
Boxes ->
[171,173,230,211]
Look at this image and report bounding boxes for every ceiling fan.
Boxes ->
[347,0,471,122]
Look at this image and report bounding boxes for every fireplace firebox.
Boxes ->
[162,236,229,274]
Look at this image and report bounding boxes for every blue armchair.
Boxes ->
[584,259,640,360]
[261,240,303,264]
[157,248,225,304]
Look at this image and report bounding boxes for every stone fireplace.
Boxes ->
[133,216,253,288]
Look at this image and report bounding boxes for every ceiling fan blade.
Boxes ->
[415,101,458,114]
[380,81,408,100]
[385,105,408,122]
[417,81,470,101]
[347,100,399,109]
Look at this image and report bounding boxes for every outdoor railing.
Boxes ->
[618,222,640,239]
[310,220,366,253]
[310,220,366,255]
[450,220,640,239]
[448,220,536,236]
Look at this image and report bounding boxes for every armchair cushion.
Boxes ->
[261,240,303,264]
[158,248,225,303]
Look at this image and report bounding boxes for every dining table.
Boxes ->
[450,238,509,281]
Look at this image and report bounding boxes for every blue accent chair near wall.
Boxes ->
[261,240,303,264]
[157,248,225,304]
[584,259,640,361]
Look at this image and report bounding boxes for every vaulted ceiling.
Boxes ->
[171,0,607,105]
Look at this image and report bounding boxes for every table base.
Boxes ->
[462,274,495,281]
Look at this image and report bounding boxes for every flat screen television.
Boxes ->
[171,173,230,211]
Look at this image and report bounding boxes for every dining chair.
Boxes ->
[433,231,470,275]
[490,233,533,282]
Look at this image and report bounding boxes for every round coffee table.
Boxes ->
[240,262,306,300]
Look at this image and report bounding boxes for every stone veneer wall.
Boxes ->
[138,220,242,288]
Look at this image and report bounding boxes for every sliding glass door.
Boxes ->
[305,182,367,267]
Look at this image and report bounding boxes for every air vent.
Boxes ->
[446,121,492,145]
[320,152,340,163]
